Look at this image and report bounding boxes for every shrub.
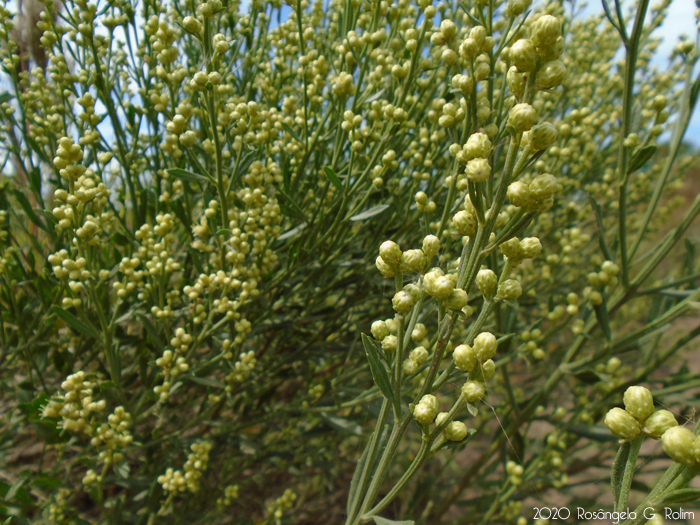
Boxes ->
[1,0,700,522]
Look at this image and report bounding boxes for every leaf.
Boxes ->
[13,190,48,232]
[185,375,226,389]
[166,168,210,184]
[593,302,612,341]
[574,370,602,384]
[466,402,478,417]
[276,189,307,222]
[347,432,371,517]
[588,196,613,262]
[627,145,657,174]
[611,441,631,506]
[373,517,415,525]
[363,88,385,104]
[663,487,700,504]
[216,228,232,236]
[5,476,27,501]
[323,166,343,191]
[508,430,525,463]
[320,413,362,435]
[52,305,100,339]
[361,334,394,402]
[350,204,389,222]
[280,121,302,143]
[278,223,306,241]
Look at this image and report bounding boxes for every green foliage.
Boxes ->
[0,0,699,522]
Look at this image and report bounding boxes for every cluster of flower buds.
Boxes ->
[41,371,105,435]
[451,132,493,183]
[376,237,438,278]
[424,269,469,310]
[605,386,678,442]
[500,236,542,266]
[454,332,498,403]
[506,460,524,486]
[507,173,558,212]
[506,15,567,99]
[584,260,620,306]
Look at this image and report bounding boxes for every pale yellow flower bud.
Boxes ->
[508,103,537,132]
[662,426,697,466]
[445,421,468,441]
[461,381,486,402]
[643,410,678,439]
[604,407,640,440]
[454,344,477,372]
[511,39,538,72]
[476,269,498,298]
[623,386,654,421]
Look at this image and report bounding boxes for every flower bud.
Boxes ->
[371,320,390,340]
[500,237,522,259]
[401,249,427,273]
[382,335,398,353]
[379,241,402,267]
[182,16,202,35]
[623,386,654,421]
[507,66,526,98]
[473,332,497,361]
[454,344,477,372]
[420,394,439,413]
[445,421,469,441]
[530,15,562,52]
[662,426,697,466]
[510,38,538,72]
[507,181,532,208]
[536,60,568,90]
[444,288,469,310]
[422,235,441,258]
[604,407,640,440]
[463,133,492,160]
[413,402,438,425]
[465,158,491,182]
[519,237,542,259]
[461,381,486,402]
[376,256,396,278]
[528,122,557,150]
[392,290,416,314]
[410,346,429,365]
[472,359,496,382]
[508,103,537,132]
[529,174,558,201]
[643,410,678,439]
[452,210,477,236]
[476,269,498,298]
[496,279,522,301]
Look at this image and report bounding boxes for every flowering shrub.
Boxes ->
[1,0,700,522]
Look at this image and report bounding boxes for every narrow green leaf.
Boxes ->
[361,333,394,402]
[216,228,232,236]
[52,305,100,339]
[280,121,302,143]
[323,166,343,191]
[663,487,700,504]
[588,196,613,262]
[167,168,211,184]
[185,375,226,389]
[593,302,612,341]
[627,145,657,174]
[466,402,478,417]
[5,476,27,501]
[276,189,307,222]
[373,517,415,525]
[320,412,362,435]
[611,441,631,506]
[350,204,389,222]
[13,190,48,232]
[347,432,372,517]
